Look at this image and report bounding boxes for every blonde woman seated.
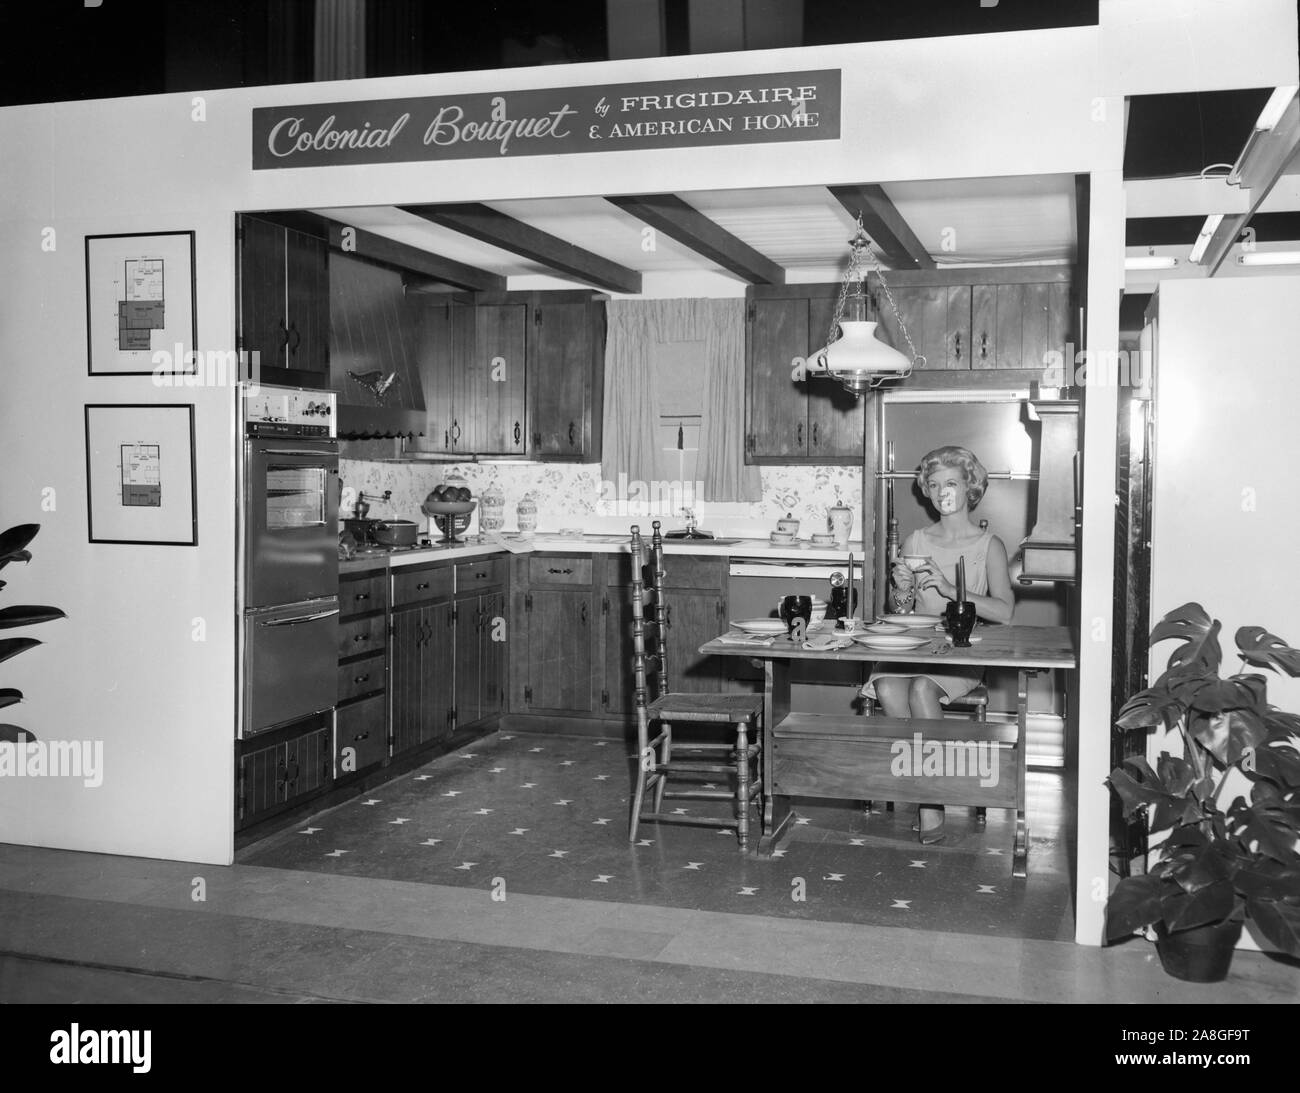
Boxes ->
[862,445,1015,844]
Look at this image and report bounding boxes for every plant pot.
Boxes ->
[1154,919,1242,983]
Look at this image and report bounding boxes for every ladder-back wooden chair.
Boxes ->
[628,521,764,852]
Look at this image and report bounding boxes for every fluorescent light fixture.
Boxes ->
[1255,85,1299,131]
[1228,86,1300,185]
[1236,251,1300,266]
[1125,255,1179,270]
[1189,214,1223,264]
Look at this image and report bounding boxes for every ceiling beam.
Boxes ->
[401,202,642,295]
[605,194,785,284]
[827,184,935,269]
[1203,93,1300,275]
[263,209,506,291]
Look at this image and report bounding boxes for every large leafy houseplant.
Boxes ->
[0,524,66,743]
[1106,602,1300,971]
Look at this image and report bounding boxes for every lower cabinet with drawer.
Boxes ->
[519,553,599,716]
[336,564,388,784]
[390,555,509,759]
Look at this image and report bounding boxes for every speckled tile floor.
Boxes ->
[239,731,1074,941]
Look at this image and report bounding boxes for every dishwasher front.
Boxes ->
[726,558,866,711]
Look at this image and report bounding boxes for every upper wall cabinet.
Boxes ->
[418,300,529,456]
[528,296,605,461]
[745,285,865,464]
[236,214,330,390]
[413,291,604,462]
[745,268,1073,464]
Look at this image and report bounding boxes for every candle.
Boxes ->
[956,555,966,604]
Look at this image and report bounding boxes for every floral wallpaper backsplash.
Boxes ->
[340,454,865,540]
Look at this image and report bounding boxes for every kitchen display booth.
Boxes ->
[3,2,1296,966]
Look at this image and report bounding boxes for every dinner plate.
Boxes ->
[730,618,789,635]
[877,613,945,628]
[851,633,930,651]
[861,622,908,635]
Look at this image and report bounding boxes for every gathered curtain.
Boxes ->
[601,298,762,503]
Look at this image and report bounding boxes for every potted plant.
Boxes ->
[1106,602,1300,981]
[0,523,66,743]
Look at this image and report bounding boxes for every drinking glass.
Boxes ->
[779,595,813,642]
[944,601,977,647]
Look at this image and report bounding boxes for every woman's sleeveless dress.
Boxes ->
[861,526,993,704]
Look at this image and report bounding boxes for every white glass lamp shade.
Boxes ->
[811,320,912,394]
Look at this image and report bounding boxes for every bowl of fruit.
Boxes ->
[422,483,476,542]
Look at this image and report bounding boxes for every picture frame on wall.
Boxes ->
[85,404,198,546]
[85,231,196,376]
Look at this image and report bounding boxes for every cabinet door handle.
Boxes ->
[416,582,429,591]
[666,604,672,628]
[476,572,488,579]
[450,419,461,443]
[513,421,521,445]
[353,673,370,685]
[796,422,803,446]
[445,429,450,447]
[812,422,819,447]
[954,331,963,361]
[289,321,301,353]
[547,567,573,575]
[580,602,588,625]
[353,633,367,643]
[568,421,576,447]
[980,331,989,363]
[353,592,369,602]
[277,318,289,359]
[352,730,370,741]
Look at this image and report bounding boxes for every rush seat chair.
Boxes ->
[627,521,763,852]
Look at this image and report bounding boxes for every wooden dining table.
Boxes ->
[698,623,1077,875]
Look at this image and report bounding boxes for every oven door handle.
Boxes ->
[259,608,340,626]
[254,448,338,459]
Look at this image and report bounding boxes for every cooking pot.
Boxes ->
[372,519,419,547]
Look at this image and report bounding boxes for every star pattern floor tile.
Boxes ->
[241,733,1073,941]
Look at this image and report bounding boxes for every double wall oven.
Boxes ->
[238,384,339,739]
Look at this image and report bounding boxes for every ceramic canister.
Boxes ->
[828,504,852,546]
[516,493,538,536]
[480,480,505,533]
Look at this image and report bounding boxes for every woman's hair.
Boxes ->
[916,445,989,510]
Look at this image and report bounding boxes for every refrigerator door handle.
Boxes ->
[260,608,340,626]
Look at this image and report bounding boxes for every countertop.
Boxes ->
[340,534,869,573]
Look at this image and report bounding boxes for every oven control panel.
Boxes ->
[242,384,336,437]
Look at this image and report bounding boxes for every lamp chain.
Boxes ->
[828,215,923,385]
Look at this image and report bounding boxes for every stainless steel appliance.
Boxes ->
[238,383,340,738]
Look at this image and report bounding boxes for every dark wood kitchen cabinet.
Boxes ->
[519,554,598,715]
[336,566,388,783]
[601,554,730,715]
[745,286,865,464]
[529,297,605,460]
[236,712,334,829]
[414,292,603,460]
[417,301,529,456]
[745,269,1073,463]
[236,213,330,390]
[453,557,508,728]
[390,564,455,756]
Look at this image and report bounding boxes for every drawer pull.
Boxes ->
[547,567,573,575]
[352,731,370,741]
[353,634,367,643]
[416,582,430,590]
[353,674,370,684]
[476,571,487,579]
[353,593,370,602]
